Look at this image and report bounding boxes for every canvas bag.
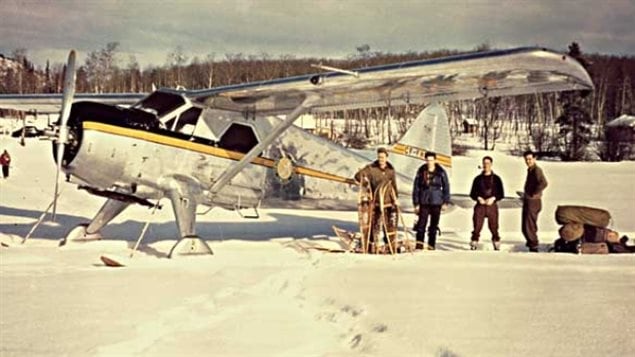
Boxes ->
[558,222,584,241]
[580,242,609,254]
[555,205,611,227]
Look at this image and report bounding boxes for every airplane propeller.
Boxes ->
[51,50,77,220]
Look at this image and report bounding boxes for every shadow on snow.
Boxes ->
[0,204,358,243]
[1,204,548,252]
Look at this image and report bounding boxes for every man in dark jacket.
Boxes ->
[469,156,504,250]
[412,151,450,250]
[354,147,398,252]
[521,150,548,252]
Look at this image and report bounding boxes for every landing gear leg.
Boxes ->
[59,199,130,246]
[163,177,213,258]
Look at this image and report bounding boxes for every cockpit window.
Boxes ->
[133,91,185,117]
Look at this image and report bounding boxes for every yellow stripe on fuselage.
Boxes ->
[390,143,452,167]
[82,121,356,185]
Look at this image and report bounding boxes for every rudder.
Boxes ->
[389,103,452,180]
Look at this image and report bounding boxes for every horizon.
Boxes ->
[1,0,633,70]
[0,44,630,73]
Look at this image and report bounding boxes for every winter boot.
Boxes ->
[427,229,437,250]
[470,240,478,251]
[415,232,425,250]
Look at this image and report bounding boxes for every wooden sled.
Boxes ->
[282,238,349,254]
[333,179,417,255]
[332,225,416,254]
[357,177,399,254]
[357,175,374,253]
[332,225,362,253]
[377,182,397,254]
[374,181,416,254]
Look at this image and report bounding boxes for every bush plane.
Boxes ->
[0,47,593,257]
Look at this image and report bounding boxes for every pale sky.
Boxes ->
[1,0,633,69]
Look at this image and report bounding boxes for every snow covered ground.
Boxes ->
[1,138,634,357]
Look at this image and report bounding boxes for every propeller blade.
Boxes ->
[52,50,76,220]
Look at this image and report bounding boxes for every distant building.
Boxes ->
[293,114,316,133]
[605,114,635,161]
[462,118,478,134]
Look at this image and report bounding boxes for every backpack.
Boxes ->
[552,238,580,254]
[582,225,618,243]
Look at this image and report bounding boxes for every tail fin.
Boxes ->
[389,103,452,179]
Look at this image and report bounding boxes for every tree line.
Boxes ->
[1,42,633,160]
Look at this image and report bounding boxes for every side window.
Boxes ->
[163,116,176,130]
[174,107,202,135]
[218,123,259,154]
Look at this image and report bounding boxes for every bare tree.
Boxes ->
[84,42,120,93]
[480,97,503,150]
[618,72,633,115]
[205,53,215,88]
[126,55,141,92]
[11,48,27,94]
[166,46,189,87]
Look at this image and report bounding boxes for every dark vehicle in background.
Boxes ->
[11,126,44,138]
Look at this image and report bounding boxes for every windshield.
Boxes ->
[133,91,185,117]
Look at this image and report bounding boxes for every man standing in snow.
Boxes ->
[521,150,548,252]
[354,147,398,252]
[413,151,450,250]
[0,149,11,179]
[469,156,505,250]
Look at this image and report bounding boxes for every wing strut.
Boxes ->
[310,63,359,78]
[209,95,319,196]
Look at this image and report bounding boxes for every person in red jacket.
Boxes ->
[0,149,11,178]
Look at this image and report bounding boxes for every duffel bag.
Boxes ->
[580,242,609,254]
[555,205,611,227]
[558,222,584,241]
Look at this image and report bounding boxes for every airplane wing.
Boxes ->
[0,93,145,114]
[181,47,593,114]
[0,47,592,115]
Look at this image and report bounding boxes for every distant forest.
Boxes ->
[1,42,633,160]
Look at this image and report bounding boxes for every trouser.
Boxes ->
[415,205,441,247]
[471,203,500,242]
[1,165,8,178]
[371,206,397,252]
[522,198,542,248]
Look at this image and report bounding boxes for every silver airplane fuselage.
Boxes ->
[60,99,413,220]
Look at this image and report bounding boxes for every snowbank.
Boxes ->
[1,137,634,357]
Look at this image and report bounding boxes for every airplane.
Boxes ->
[0,47,593,257]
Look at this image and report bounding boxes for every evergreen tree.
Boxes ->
[556,42,594,160]
[556,102,593,160]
